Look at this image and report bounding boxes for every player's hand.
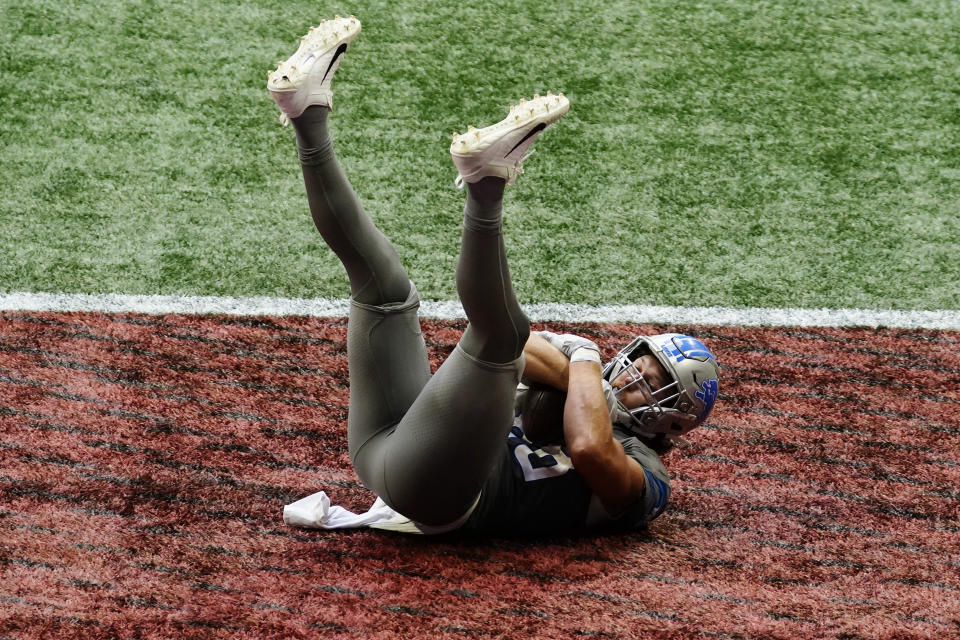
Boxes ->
[537,331,602,364]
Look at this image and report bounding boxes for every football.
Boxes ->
[520,383,567,445]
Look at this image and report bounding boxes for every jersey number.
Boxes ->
[507,425,574,482]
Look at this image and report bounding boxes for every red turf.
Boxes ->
[1,311,958,639]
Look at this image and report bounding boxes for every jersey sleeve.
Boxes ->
[609,433,671,527]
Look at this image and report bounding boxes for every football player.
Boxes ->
[270,17,719,535]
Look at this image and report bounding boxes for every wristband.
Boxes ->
[570,347,602,364]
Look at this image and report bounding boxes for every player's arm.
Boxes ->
[521,332,569,391]
[563,359,647,515]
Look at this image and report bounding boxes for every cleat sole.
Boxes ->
[267,16,361,93]
[451,93,569,157]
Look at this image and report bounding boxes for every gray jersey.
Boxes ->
[461,418,670,536]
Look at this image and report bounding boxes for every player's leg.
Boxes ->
[354,95,571,526]
[268,17,431,461]
[455,176,529,364]
[269,17,409,306]
[290,107,411,306]
[448,92,570,365]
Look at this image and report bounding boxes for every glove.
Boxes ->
[537,331,602,364]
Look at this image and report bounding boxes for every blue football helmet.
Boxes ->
[602,333,720,440]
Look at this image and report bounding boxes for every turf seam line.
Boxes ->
[3,291,960,329]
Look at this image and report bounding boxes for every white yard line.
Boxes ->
[1,291,958,330]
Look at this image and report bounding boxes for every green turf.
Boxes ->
[1,0,958,310]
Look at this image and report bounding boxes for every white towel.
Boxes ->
[282,490,480,535]
[283,491,425,533]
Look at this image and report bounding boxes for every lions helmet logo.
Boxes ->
[658,335,716,364]
[695,378,719,420]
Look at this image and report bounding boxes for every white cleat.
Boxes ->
[450,93,570,187]
[267,16,361,123]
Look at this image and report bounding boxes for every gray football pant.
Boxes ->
[292,106,529,526]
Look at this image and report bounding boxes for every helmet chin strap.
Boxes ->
[612,405,690,449]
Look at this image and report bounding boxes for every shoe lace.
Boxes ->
[516,149,535,173]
